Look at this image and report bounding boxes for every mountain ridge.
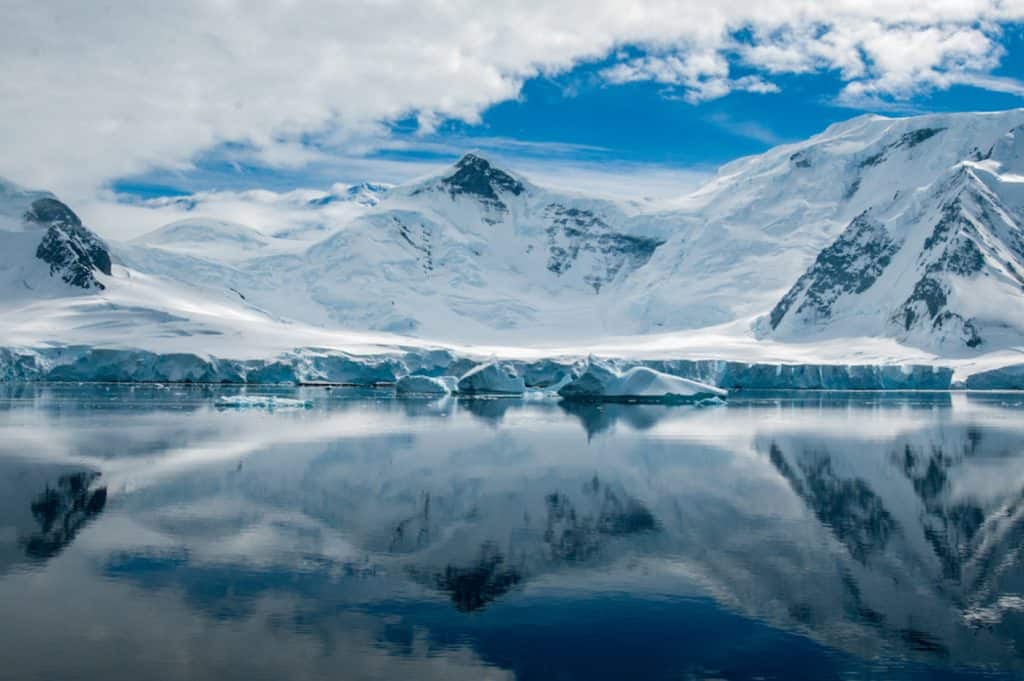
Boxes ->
[3,110,1024,372]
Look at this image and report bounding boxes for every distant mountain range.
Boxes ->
[3,109,1024,367]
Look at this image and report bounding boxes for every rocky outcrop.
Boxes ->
[26,197,112,290]
[770,212,900,329]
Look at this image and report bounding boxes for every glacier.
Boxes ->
[0,345,960,392]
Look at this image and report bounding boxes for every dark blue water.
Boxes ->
[1,384,1023,680]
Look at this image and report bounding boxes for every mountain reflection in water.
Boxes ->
[0,384,1023,680]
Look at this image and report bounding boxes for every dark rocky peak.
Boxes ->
[899,126,946,149]
[36,222,113,290]
[25,197,112,290]
[439,153,525,202]
[24,197,82,229]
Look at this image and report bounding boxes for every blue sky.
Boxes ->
[6,2,1024,205]
[111,25,1024,202]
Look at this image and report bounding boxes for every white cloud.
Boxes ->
[601,52,781,103]
[2,1,1023,198]
[705,113,787,145]
[518,160,712,203]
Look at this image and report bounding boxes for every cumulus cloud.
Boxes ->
[2,0,1023,196]
[602,52,781,103]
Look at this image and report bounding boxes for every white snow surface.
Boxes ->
[4,111,1024,383]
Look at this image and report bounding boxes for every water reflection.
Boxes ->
[433,541,521,612]
[24,471,107,560]
[0,385,1022,680]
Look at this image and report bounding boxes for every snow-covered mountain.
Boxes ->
[762,121,1024,352]
[119,152,667,341]
[621,110,1024,351]
[4,109,1024,373]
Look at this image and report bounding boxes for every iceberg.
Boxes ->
[214,395,313,409]
[457,362,526,395]
[559,360,726,404]
[396,374,457,396]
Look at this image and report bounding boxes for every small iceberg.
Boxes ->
[457,362,526,395]
[214,395,313,409]
[558,360,726,404]
[395,374,458,396]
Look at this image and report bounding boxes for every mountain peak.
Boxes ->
[454,151,490,166]
[440,152,525,202]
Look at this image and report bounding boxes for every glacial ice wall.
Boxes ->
[0,346,967,391]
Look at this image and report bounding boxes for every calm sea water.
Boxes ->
[1,384,1023,680]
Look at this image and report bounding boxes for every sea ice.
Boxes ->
[214,395,313,409]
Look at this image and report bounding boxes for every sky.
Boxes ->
[4,1,1024,236]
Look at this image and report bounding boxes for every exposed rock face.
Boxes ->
[26,198,112,290]
[390,213,435,273]
[24,197,83,228]
[892,197,989,348]
[439,153,524,206]
[768,162,1024,350]
[770,212,900,329]
[409,153,527,222]
[858,126,946,168]
[544,205,663,293]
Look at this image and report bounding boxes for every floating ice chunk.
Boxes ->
[214,395,313,409]
[396,374,457,396]
[559,360,726,403]
[457,362,526,395]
